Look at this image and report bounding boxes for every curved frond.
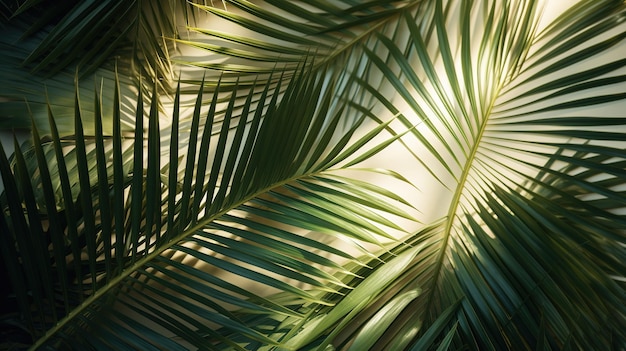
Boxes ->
[338,0,626,349]
[0,58,421,349]
[1,0,625,350]
[175,0,420,89]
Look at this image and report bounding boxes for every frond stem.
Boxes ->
[422,84,502,316]
[312,1,421,72]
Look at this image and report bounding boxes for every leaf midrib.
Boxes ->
[312,2,421,72]
[422,87,503,314]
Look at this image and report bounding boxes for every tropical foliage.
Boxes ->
[1,0,625,350]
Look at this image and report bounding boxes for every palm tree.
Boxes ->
[1,0,625,350]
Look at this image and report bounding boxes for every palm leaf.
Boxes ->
[172,0,419,119]
[329,0,626,349]
[1,0,626,350]
[0,55,422,349]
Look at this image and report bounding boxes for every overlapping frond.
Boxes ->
[0,56,423,348]
[1,0,625,350]
[336,0,626,349]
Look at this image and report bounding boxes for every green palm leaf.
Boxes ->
[329,0,626,349]
[1,0,625,350]
[0,56,422,349]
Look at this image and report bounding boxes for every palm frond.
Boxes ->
[0,56,421,348]
[1,0,625,350]
[175,0,419,89]
[331,0,626,349]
